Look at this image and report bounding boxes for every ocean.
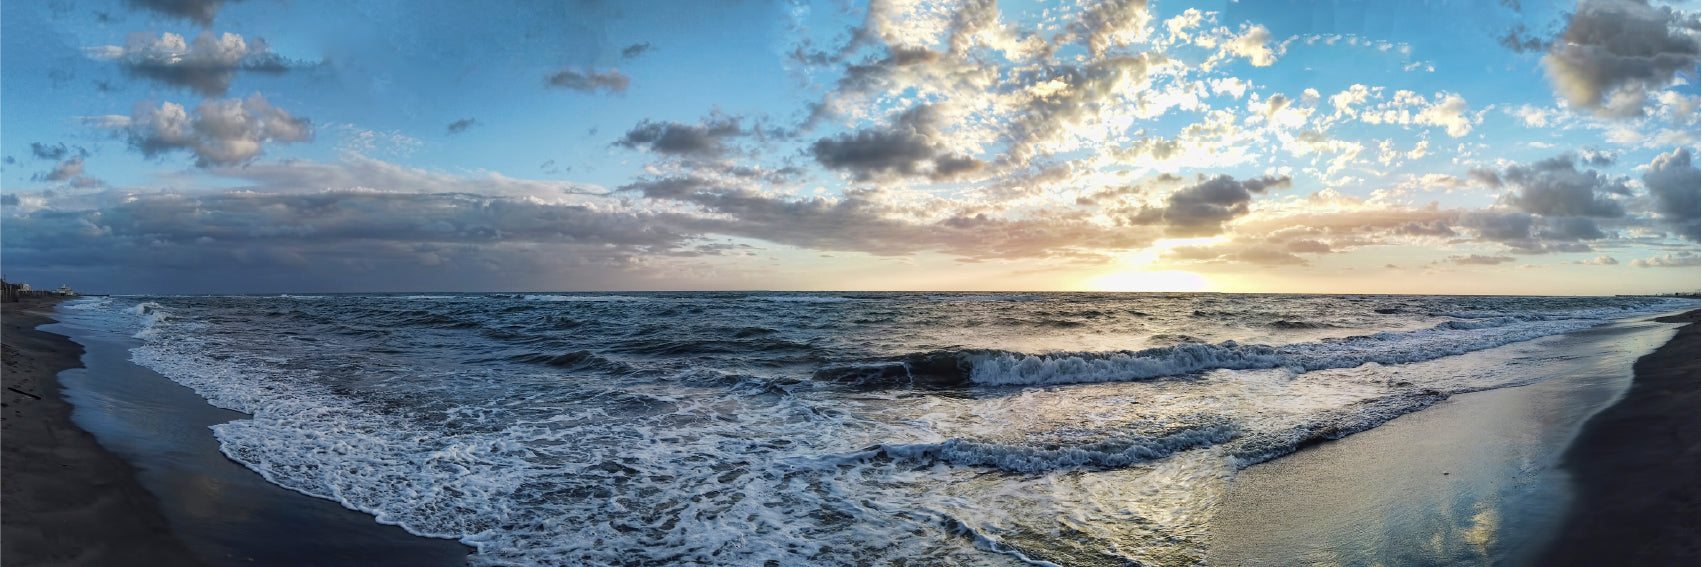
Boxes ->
[58,292,1696,566]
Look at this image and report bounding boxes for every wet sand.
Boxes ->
[1539,310,1698,565]
[44,300,474,566]
[2,296,205,565]
[1207,311,1694,566]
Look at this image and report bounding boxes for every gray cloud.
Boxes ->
[447,118,479,134]
[1642,147,1700,240]
[1543,0,1701,117]
[1073,0,1151,58]
[617,117,744,158]
[119,94,313,167]
[1630,252,1700,267]
[546,68,630,93]
[621,42,653,59]
[2,188,696,293]
[30,156,100,188]
[1396,220,1458,237]
[1462,211,1536,241]
[1451,254,1517,265]
[1537,215,1608,240]
[1132,174,1292,237]
[30,143,87,161]
[1286,239,1332,253]
[126,0,241,26]
[1461,211,1607,253]
[1452,153,1643,253]
[619,174,1156,261]
[1499,24,1549,53]
[810,104,984,181]
[1497,153,1628,218]
[94,32,297,96]
[1165,242,1308,265]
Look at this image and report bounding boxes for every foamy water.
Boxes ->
[71,293,1694,566]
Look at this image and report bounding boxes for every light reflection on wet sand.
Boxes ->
[1206,320,1673,567]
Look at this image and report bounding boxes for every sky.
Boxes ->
[2,0,1698,294]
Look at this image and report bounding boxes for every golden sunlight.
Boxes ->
[1083,270,1211,292]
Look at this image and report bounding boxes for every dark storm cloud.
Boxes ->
[447,118,479,134]
[1130,174,1292,237]
[616,117,744,158]
[546,68,630,93]
[809,104,984,181]
[126,0,241,26]
[121,94,313,167]
[1544,0,1701,117]
[1641,148,1701,240]
[621,42,654,59]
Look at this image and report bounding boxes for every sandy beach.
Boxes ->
[1539,310,1699,565]
[1,296,204,566]
[1208,309,1700,566]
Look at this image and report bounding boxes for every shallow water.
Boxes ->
[57,292,1696,566]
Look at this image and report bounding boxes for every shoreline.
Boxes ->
[1207,309,1693,565]
[1539,309,1700,565]
[38,297,474,566]
[1,296,205,565]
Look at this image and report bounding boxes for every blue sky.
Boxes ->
[3,0,1698,294]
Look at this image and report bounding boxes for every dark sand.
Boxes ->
[2,296,205,566]
[1539,310,1699,566]
[1208,311,1694,566]
[43,301,473,566]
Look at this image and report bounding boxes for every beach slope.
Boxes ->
[2,297,205,566]
[1541,310,1700,565]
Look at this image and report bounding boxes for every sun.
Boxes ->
[1082,270,1211,292]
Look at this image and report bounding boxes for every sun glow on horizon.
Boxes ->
[1082,270,1212,292]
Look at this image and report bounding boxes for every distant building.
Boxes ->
[55,284,77,296]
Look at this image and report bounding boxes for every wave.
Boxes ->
[1268,320,1337,329]
[816,310,1660,387]
[868,423,1238,474]
[749,295,861,303]
[925,295,1047,302]
[520,294,644,302]
[508,350,632,373]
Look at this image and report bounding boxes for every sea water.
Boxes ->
[60,293,1695,566]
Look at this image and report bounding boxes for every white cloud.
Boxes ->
[117,94,313,167]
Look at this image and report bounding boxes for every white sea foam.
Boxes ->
[520,294,644,302]
[57,297,112,310]
[966,303,1683,386]
[86,293,1694,566]
[749,295,861,303]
